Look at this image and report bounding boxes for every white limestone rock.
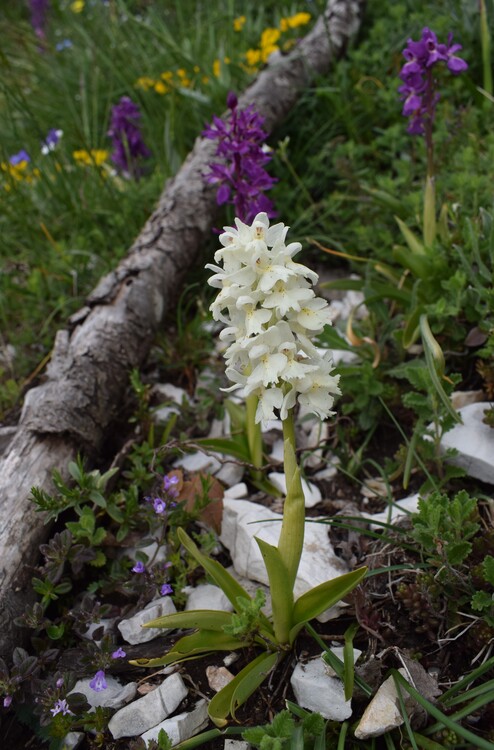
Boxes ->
[118,596,177,644]
[354,668,414,739]
[153,383,192,406]
[69,675,136,710]
[268,472,322,508]
[290,649,360,721]
[61,732,84,750]
[108,673,188,739]
[224,741,251,750]
[360,493,420,529]
[140,698,209,745]
[224,482,249,499]
[173,450,222,474]
[206,665,235,692]
[220,499,347,603]
[185,583,234,612]
[440,402,494,484]
[215,461,245,487]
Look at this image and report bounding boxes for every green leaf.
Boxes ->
[255,537,293,645]
[395,217,426,255]
[445,540,472,565]
[289,568,367,642]
[208,651,278,727]
[129,629,248,669]
[471,590,493,612]
[483,555,494,586]
[177,529,273,635]
[143,609,234,632]
[195,436,251,463]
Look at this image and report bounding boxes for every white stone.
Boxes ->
[354,669,413,739]
[140,698,209,744]
[109,673,188,739]
[173,450,222,474]
[268,472,322,508]
[185,583,234,612]
[313,459,340,482]
[118,596,177,644]
[220,499,347,604]
[224,482,249,499]
[69,675,136,710]
[439,402,494,484]
[80,618,117,642]
[61,732,84,750]
[224,741,250,750]
[290,650,359,721]
[361,494,420,529]
[153,383,192,405]
[125,540,168,565]
[269,438,285,463]
[215,461,245,487]
[206,665,235,692]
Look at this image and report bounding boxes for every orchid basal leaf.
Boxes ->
[289,567,367,643]
[395,217,426,255]
[195,435,251,463]
[129,629,249,669]
[142,609,234,632]
[392,245,430,279]
[177,528,274,634]
[208,651,278,727]
[256,537,293,645]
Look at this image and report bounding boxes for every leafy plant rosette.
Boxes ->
[131,213,367,726]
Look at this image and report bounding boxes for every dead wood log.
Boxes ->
[0,0,365,659]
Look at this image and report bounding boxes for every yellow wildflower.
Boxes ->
[70,0,85,13]
[260,27,280,63]
[213,59,221,78]
[154,81,168,94]
[73,149,108,167]
[177,69,191,87]
[161,71,174,82]
[193,65,200,73]
[135,76,156,91]
[233,15,246,32]
[245,48,261,68]
[279,12,311,32]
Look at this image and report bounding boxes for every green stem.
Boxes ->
[277,409,306,591]
[245,393,263,481]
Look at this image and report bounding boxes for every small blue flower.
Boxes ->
[9,150,31,166]
[41,128,63,154]
[55,39,73,51]
[111,647,127,659]
[89,670,107,692]
[160,583,173,596]
[153,497,167,514]
[50,698,73,716]
[132,560,146,573]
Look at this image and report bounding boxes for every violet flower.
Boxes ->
[107,96,151,178]
[131,560,146,573]
[9,150,31,166]
[398,28,468,138]
[30,0,50,39]
[41,128,63,154]
[50,698,73,716]
[111,647,126,659]
[89,670,107,692]
[202,91,276,223]
[153,497,167,514]
[160,583,173,596]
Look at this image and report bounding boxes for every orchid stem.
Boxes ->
[277,409,306,591]
[246,393,263,481]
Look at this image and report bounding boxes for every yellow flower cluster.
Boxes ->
[70,0,85,13]
[73,149,108,167]
[1,159,40,190]
[243,12,311,72]
[135,66,202,94]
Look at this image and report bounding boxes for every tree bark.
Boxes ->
[0,0,365,659]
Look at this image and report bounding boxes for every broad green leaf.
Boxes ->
[143,609,234,632]
[177,529,274,635]
[194,436,251,463]
[129,629,248,669]
[255,537,293,645]
[402,306,423,349]
[423,174,436,248]
[420,315,462,424]
[289,568,367,643]
[392,245,431,280]
[208,651,278,727]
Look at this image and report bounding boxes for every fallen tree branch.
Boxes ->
[0,0,365,659]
